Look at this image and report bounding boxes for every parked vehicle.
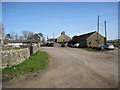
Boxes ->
[102,44,115,50]
[67,44,74,47]
[45,43,53,47]
[73,43,80,48]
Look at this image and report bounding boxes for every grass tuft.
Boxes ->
[2,51,49,81]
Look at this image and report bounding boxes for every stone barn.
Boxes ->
[57,31,71,44]
[71,31,105,48]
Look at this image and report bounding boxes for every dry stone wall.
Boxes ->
[2,44,40,68]
[2,45,14,50]
[32,44,40,53]
[2,48,30,68]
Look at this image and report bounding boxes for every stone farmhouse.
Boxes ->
[70,31,105,48]
[47,31,71,46]
[57,31,71,43]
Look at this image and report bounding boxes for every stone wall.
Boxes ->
[54,43,61,47]
[2,45,13,50]
[32,44,40,53]
[2,48,30,68]
[2,44,40,68]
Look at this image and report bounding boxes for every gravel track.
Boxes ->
[3,47,118,88]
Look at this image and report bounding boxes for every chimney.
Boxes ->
[61,31,65,35]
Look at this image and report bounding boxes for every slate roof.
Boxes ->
[72,31,96,41]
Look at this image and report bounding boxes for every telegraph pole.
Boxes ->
[104,21,107,44]
[97,15,100,33]
[53,33,55,47]
[97,15,100,48]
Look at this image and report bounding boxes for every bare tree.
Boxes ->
[27,32,34,40]
[15,34,18,40]
[10,32,18,40]
[17,35,24,40]
[22,30,28,40]
[22,30,34,40]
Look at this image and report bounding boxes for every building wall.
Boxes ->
[71,32,105,48]
[57,35,71,43]
[87,32,105,47]
[79,41,87,47]
[72,36,80,43]
[8,43,23,47]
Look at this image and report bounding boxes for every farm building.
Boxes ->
[46,31,71,47]
[47,38,57,43]
[57,31,71,43]
[71,31,105,48]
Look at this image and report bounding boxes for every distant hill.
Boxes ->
[107,39,120,47]
[107,39,120,43]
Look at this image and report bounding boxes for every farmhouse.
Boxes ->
[71,31,105,48]
[46,31,71,47]
[57,31,71,43]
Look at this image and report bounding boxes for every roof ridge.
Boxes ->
[79,31,96,36]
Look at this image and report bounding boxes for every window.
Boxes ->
[89,42,91,45]
[95,40,99,44]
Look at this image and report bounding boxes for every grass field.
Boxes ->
[2,51,49,81]
[81,48,105,52]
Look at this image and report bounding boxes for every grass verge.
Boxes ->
[2,51,49,81]
[81,48,105,52]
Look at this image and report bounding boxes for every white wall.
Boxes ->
[8,43,23,46]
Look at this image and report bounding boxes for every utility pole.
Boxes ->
[104,21,107,44]
[47,36,48,40]
[53,33,55,47]
[97,15,100,48]
[97,15,100,33]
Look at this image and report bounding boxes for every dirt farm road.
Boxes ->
[3,47,118,88]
